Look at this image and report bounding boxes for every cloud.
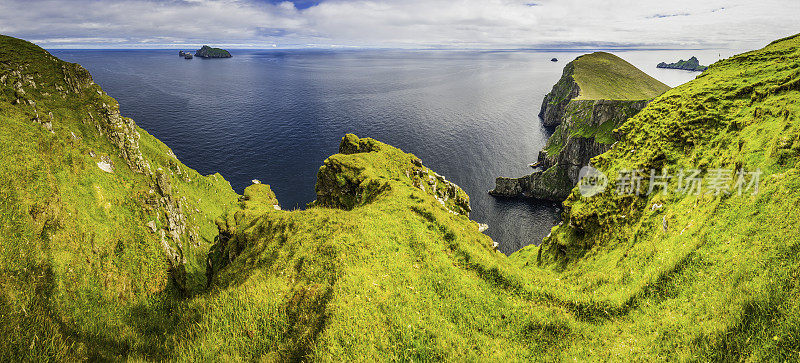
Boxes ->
[0,0,797,49]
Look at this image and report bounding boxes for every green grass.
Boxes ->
[0,34,240,360]
[530,34,800,359]
[2,33,800,361]
[572,52,671,100]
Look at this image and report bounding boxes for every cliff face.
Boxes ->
[523,33,800,360]
[538,62,580,127]
[493,99,648,200]
[492,53,667,201]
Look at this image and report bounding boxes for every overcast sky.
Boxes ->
[0,0,797,50]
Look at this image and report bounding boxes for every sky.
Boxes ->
[0,0,798,50]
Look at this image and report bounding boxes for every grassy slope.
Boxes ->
[2,32,800,361]
[573,52,671,100]
[188,39,800,360]
[0,35,239,360]
[186,136,572,361]
[516,33,800,359]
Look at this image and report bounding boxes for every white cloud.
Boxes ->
[0,0,797,49]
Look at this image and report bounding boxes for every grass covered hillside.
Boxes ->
[0,35,240,360]
[572,52,670,100]
[518,33,800,359]
[2,32,800,361]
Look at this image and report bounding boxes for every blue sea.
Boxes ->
[51,48,725,254]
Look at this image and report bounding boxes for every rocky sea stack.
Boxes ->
[492,52,670,200]
[194,45,232,58]
[657,56,708,71]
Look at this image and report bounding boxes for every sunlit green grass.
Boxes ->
[572,52,671,100]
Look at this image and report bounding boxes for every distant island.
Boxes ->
[194,45,232,58]
[657,56,707,71]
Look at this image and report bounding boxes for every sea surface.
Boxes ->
[52,48,731,254]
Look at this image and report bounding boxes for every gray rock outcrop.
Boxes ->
[491,99,649,201]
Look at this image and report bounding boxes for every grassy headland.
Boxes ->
[572,52,670,100]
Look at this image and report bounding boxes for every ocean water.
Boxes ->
[51,48,728,254]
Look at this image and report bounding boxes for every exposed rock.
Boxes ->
[41,111,53,132]
[493,53,670,201]
[155,168,172,196]
[538,62,580,127]
[146,220,158,233]
[551,58,558,62]
[97,156,114,173]
[160,229,187,293]
[536,100,649,171]
[491,99,649,201]
[96,161,114,173]
[96,100,151,174]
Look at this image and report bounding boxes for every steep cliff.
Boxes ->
[492,53,668,200]
[538,62,580,127]
[539,52,670,127]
